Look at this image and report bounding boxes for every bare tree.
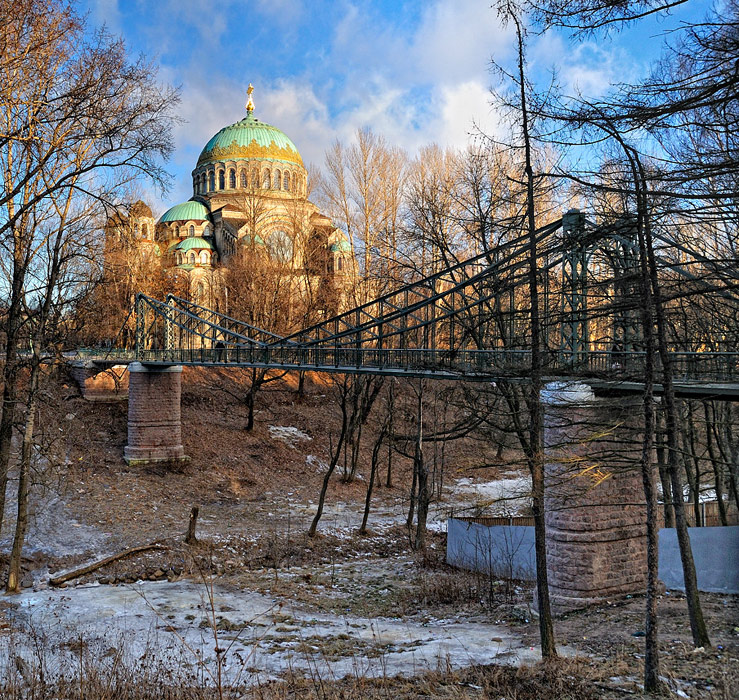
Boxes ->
[0,0,178,535]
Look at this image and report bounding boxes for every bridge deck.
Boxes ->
[80,354,739,400]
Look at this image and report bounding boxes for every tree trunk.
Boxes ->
[0,295,22,537]
[637,157,711,649]
[512,14,556,658]
[6,363,40,593]
[413,382,428,552]
[703,401,727,525]
[309,381,349,537]
[360,421,387,535]
[386,381,395,488]
[185,506,200,544]
[656,409,674,528]
[682,401,703,525]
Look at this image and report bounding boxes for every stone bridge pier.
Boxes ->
[70,361,129,401]
[124,362,187,465]
[542,383,647,613]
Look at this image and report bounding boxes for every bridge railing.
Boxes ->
[129,346,738,382]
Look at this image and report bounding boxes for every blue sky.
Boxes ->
[81,0,708,213]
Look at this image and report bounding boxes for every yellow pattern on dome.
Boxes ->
[198,139,305,167]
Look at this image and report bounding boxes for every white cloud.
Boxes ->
[254,0,304,27]
[529,32,635,99]
[84,0,122,33]
[411,0,511,84]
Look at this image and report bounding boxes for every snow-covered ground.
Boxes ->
[4,579,551,686]
[268,425,312,448]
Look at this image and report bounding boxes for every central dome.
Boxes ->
[197,113,303,168]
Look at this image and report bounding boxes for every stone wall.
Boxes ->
[542,383,647,612]
[124,362,187,464]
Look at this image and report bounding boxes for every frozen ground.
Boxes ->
[1,480,111,558]
[4,578,550,686]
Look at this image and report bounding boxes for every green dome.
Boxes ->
[159,200,212,223]
[197,113,303,168]
[175,237,215,252]
[329,240,352,253]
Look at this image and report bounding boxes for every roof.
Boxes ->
[330,240,352,253]
[197,113,303,168]
[240,233,265,246]
[174,237,215,252]
[159,200,212,223]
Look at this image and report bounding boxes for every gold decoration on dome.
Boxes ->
[246,83,255,114]
[197,139,305,167]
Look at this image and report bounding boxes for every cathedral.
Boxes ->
[106,85,354,315]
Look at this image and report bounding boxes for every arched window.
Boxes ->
[262,169,271,189]
[200,250,209,264]
[218,171,225,190]
[337,257,343,271]
[176,252,182,265]
[283,171,290,191]
[141,224,148,239]
[229,169,236,189]
[189,252,196,265]
[267,230,293,263]
[188,225,195,237]
[274,170,281,190]
[203,225,211,237]
[209,171,215,191]
[240,170,247,188]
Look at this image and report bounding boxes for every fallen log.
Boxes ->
[49,542,166,586]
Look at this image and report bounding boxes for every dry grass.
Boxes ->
[0,645,620,700]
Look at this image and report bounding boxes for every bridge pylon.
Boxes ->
[123,362,188,465]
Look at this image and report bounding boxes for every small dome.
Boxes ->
[197,113,303,168]
[330,240,352,253]
[159,200,212,223]
[175,237,215,252]
[130,200,153,218]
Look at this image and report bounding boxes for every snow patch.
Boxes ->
[306,454,328,471]
[449,476,531,516]
[540,381,594,405]
[269,425,312,448]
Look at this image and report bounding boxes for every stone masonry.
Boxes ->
[124,362,187,465]
[70,361,129,401]
[542,383,647,612]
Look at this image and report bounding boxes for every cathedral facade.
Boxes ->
[107,86,353,316]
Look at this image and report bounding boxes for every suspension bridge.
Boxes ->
[80,209,739,399]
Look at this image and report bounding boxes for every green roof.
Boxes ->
[197,113,303,167]
[241,233,265,246]
[159,200,212,223]
[330,240,352,253]
[175,237,215,252]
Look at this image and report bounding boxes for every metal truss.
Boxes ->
[80,212,738,390]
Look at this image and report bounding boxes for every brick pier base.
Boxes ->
[124,362,188,465]
[70,361,129,401]
[542,383,647,613]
